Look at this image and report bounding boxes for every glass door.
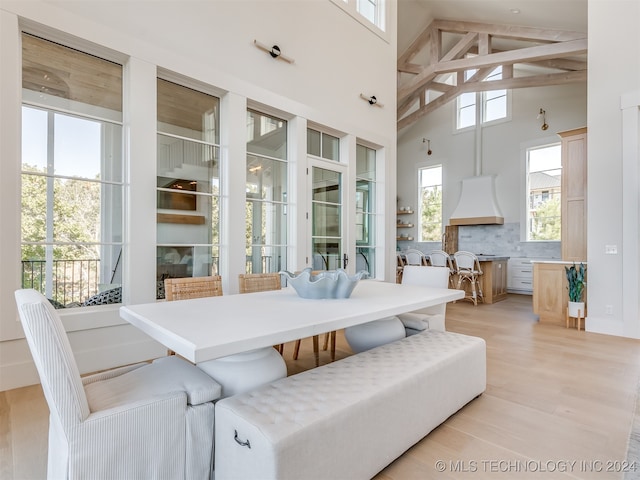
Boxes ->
[311,165,346,271]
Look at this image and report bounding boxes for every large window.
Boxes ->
[456,66,508,130]
[21,34,124,308]
[156,79,220,296]
[418,165,442,242]
[246,110,288,273]
[527,144,562,241]
[355,144,377,277]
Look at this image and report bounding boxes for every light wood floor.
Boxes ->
[2,294,639,479]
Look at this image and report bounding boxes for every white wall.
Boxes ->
[0,0,398,390]
[586,0,640,338]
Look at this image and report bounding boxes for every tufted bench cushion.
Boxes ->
[214,330,486,480]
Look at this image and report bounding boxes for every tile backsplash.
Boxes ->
[397,222,561,259]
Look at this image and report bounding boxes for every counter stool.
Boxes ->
[453,251,484,306]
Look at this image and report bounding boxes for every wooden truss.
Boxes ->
[397,20,587,130]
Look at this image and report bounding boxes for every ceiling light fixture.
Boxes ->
[510,8,520,14]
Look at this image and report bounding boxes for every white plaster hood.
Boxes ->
[449,175,504,226]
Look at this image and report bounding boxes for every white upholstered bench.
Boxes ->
[214,330,486,480]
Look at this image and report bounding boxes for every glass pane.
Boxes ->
[245,201,287,247]
[22,108,123,182]
[21,106,47,171]
[312,168,340,203]
[322,133,340,161]
[357,0,377,24]
[21,173,47,242]
[485,94,507,122]
[307,128,321,156]
[355,247,375,277]
[157,135,219,192]
[356,145,376,180]
[356,180,374,214]
[313,203,341,237]
[245,245,287,274]
[247,110,287,160]
[157,79,219,142]
[157,246,194,280]
[312,239,342,271]
[458,104,475,129]
[246,155,287,200]
[356,213,375,245]
[50,180,122,244]
[158,195,213,245]
[22,34,123,118]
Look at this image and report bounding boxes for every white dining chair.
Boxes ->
[397,265,450,334]
[404,248,428,266]
[15,288,221,480]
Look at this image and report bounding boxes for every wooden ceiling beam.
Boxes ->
[432,19,586,42]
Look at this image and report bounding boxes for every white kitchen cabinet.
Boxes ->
[507,258,553,294]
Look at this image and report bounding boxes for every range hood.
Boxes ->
[449,175,504,226]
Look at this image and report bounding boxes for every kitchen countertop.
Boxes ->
[530,259,586,265]
[473,255,509,261]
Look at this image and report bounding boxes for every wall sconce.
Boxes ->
[359,93,384,108]
[253,39,295,64]
[537,108,549,131]
[423,138,432,155]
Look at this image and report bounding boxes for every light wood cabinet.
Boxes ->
[532,261,587,325]
[558,127,587,262]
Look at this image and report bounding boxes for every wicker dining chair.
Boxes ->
[164,275,223,301]
[164,276,223,355]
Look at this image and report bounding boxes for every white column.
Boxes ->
[621,91,640,339]
[122,57,157,304]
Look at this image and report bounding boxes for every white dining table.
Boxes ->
[120,279,464,364]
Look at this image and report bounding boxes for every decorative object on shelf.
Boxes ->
[422,138,432,155]
[537,108,549,130]
[253,39,295,64]
[359,93,384,108]
[279,268,369,299]
[565,262,586,327]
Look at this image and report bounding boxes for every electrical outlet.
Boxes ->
[605,245,618,254]
[605,305,613,315]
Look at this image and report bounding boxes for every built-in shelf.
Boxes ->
[397,211,414,215]
[396,236,414,241]
[157,213,206,225]
[397,224,414,228]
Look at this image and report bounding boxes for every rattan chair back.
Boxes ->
[164,276,223,301]
[238,273,281,294]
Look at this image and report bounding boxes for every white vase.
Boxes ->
[568,301,585,318]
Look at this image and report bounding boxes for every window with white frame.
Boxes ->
[156,79,220,296]
[526,143,562,241]
[246,110,289,273]
[355,144,377,277]
[456,65,508,130]
[332,0,386,32]
[418,165,443,242]
[21,33,124,308]
[307,128,340,161]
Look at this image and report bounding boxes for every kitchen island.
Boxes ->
[452,255,509,304]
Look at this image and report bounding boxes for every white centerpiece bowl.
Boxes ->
[279,268,369,299]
